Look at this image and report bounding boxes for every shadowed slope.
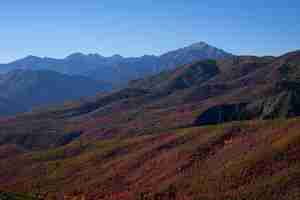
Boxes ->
[0,69,112,116]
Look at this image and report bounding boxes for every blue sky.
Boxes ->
[1,0,300,62]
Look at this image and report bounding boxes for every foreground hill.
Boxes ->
[0,50,300,199]
[0,70,112,116]
[0,119,299,200]
[0,42,233,85]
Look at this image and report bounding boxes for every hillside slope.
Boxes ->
[0,70,112,116]
[0,119,299,200]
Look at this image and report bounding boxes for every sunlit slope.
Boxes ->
[1,118,299,200]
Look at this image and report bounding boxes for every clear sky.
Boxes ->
[1,0,300,62]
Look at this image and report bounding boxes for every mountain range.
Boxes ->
[0,42,233,86]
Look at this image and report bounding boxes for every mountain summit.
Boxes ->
[189,41,209,47]
[159,42,232,69]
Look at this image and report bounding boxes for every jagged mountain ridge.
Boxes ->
[0,42,233,85]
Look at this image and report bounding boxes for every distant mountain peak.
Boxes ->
[87,53,103,57]
[110,54,123,59]
[66,52,86,59]
[187,41,209,49]
[21,55,42,61]
[25,55,40,59]
[65,53,106,60]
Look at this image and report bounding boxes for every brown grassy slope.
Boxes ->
[0,118,300,200]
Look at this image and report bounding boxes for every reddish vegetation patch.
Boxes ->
[0,119,299,200]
